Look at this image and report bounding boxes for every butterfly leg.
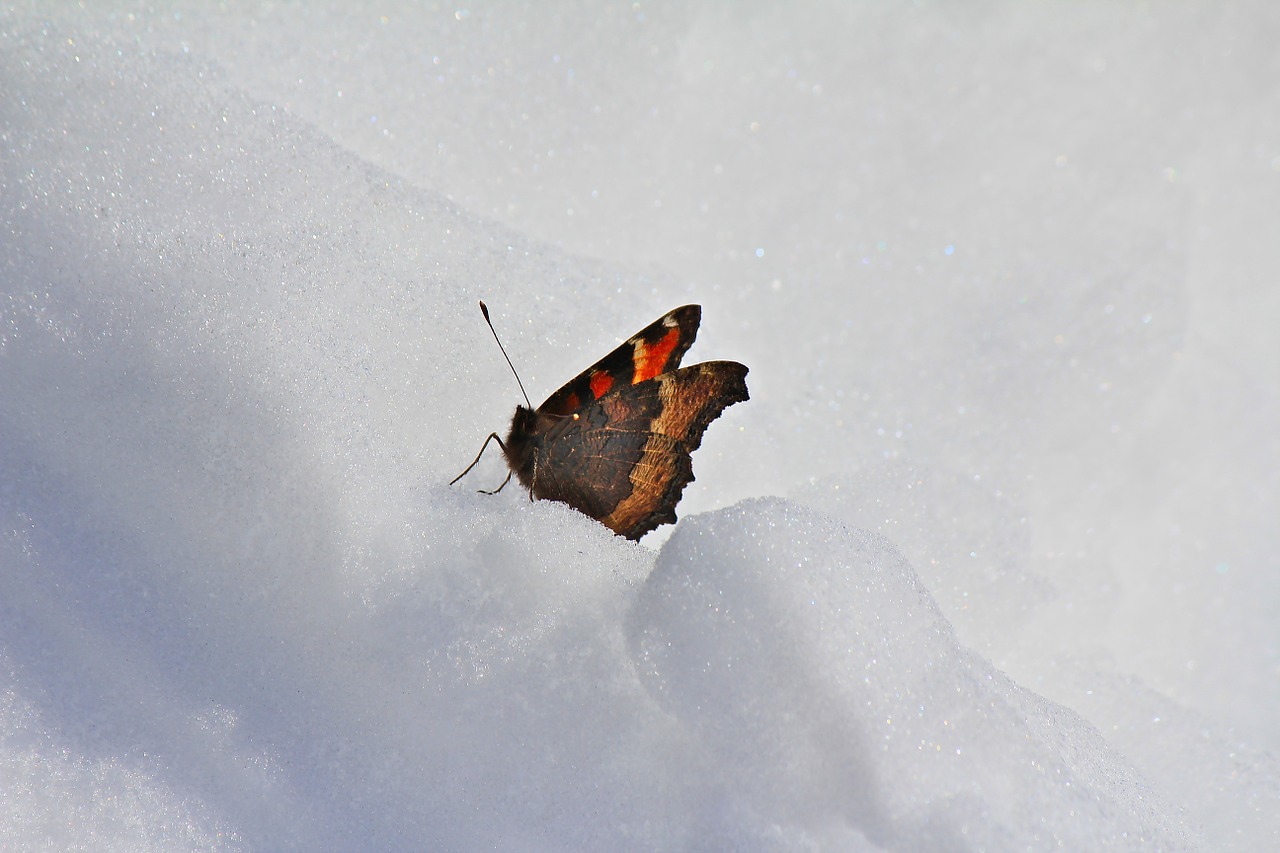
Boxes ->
[449,432,508,486]
[528,451,539,501]
[479,469,513,495]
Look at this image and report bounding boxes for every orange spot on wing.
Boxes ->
[633,326,680,383]
[589,371,614,399]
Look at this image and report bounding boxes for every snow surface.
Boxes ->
[2,2,1278,850]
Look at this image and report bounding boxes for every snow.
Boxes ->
[2,2,1277,850]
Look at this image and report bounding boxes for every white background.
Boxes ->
[2,2,1277,850]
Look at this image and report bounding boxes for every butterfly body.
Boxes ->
[460,304,748,540]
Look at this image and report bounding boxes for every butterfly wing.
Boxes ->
[532,360,749,540]
[536,305,702,418]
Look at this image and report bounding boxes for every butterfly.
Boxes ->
[452,303,749,540]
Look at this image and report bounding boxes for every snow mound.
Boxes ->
[631,499,1186,850]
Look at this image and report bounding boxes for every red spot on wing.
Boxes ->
[589,371,614,399]
[563,392,581,411]
[633,326,681,383]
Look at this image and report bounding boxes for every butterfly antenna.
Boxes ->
[479,301,533,409]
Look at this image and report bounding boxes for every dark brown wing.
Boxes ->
[536,305,701,418]
[531,360,748,540]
